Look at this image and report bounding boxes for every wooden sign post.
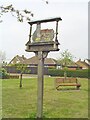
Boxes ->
[25,17,62,118]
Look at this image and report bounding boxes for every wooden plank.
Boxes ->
[28,17,62,25]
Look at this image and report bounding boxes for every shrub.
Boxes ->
[0,68,9,79]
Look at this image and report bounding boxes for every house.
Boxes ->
[84,59,90,66]
[7,55,57,74]
[56,60,81,70]
[24,56,57,68]
[8,55,57,67]
[8,55,27,65]
[67,63,81,70]
[76,59,89,69]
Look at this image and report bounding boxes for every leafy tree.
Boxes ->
[57,49,74,79]
[16,63,30,88]
[12,63,30,88]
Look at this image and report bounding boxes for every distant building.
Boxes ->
[7,55,90,74]
[8,55,27,65]
[24,56,57,68]
[8,55,57,68]
[66,61,82,70]
[76,59,89,69]
[84,59,90,66]
[7,55,57,74]
[56,61,81,70]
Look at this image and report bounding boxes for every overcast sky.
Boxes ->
[0,0,88,62]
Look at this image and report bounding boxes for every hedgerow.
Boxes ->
[48,69,89,78]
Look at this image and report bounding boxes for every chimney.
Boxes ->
[22,55,25,59]
[79,59,81,61]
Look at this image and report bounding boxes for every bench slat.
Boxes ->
[58,84,81,86]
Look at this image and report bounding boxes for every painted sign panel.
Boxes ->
[32,29,54,42]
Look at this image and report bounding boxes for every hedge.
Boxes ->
[48,69,89,78]
[0,68,19,79]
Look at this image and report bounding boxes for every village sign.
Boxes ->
[25,17,62,118]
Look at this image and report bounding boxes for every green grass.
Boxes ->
[1,77,88,118]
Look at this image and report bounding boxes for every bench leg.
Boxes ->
[77,86,80,90]
[56,85,60,90]
[56,86,59,90]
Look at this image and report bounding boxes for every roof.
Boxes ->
[44,58,57,65]
[24,56,38,65]
[86,59,90,62]
[85,59,90,65]
[67,62,79,68]
[24,56,57,65]
[76,59,89,69]
[41,29,54,32]
[57,59,78,67]
[9,55,27,64]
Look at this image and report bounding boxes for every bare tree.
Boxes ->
[0,1,48,23]
[0,4,33,23]
[0,50,6,67]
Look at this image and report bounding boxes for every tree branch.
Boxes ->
[0,4,33,22]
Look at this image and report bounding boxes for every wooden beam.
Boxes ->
[28,17,62,25]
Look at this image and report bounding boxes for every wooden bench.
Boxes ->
[55,77,81,90]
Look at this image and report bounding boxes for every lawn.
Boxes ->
[1,76,88,118]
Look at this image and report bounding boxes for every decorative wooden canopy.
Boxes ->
[25,17,62,52]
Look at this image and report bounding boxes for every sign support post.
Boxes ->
[37,51,44,118]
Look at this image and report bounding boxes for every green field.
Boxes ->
[1,77,88,118]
